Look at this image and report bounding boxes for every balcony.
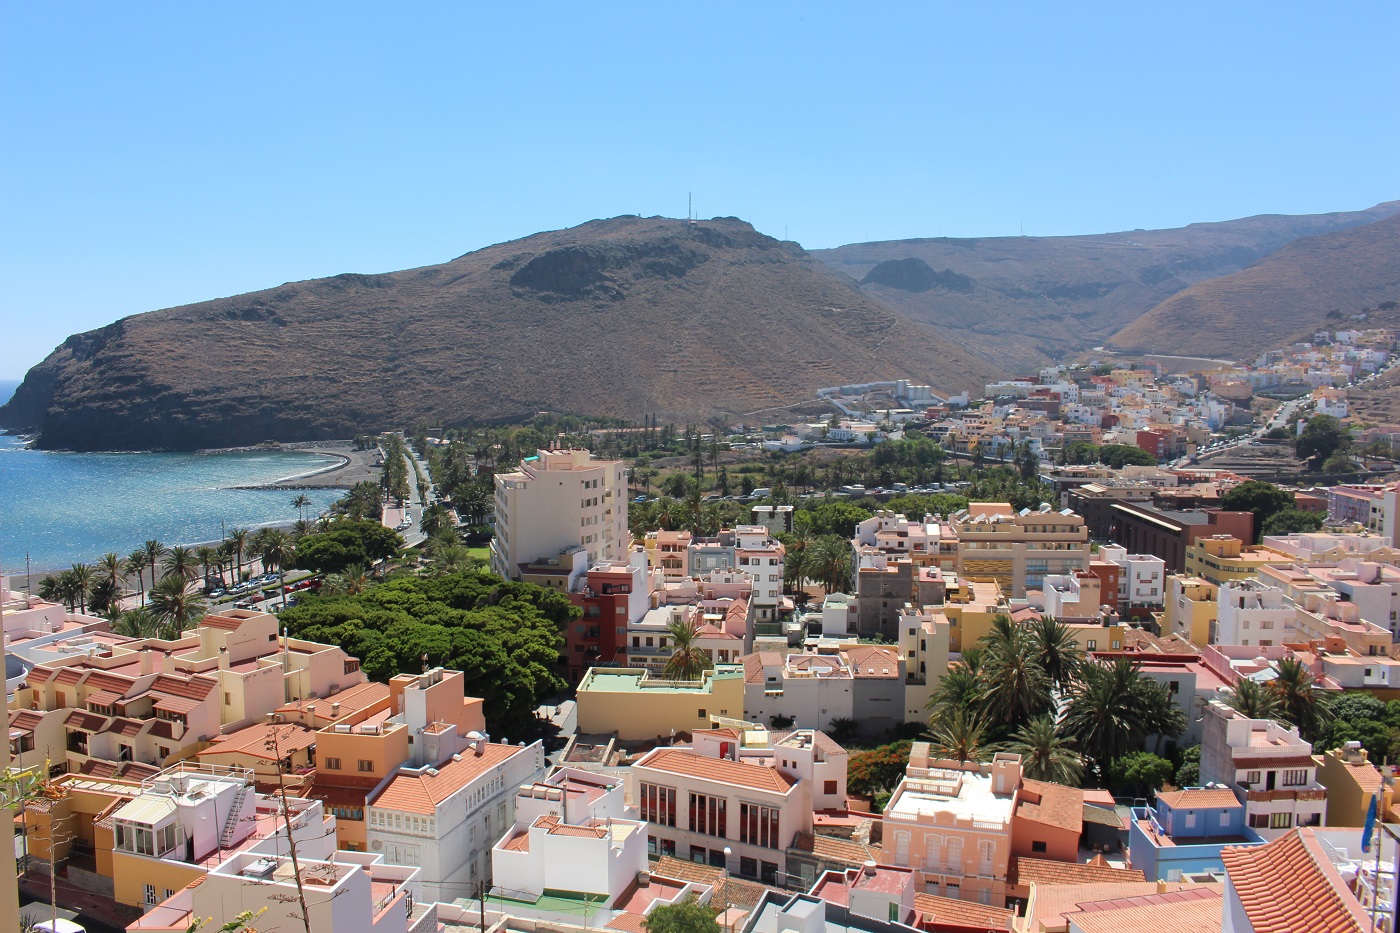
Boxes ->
[1244,787,1327,803]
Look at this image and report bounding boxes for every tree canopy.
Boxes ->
[642,895,720,933]
[1220,480,1294,541]
[1296,414,1351,466]
[1098,444,1157,468]
[278,570,577,734]
[294,520,404,574]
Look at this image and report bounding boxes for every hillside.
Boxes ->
[1110,212,1400,358]
[0,217,1000,451]
[813,202,1400,371]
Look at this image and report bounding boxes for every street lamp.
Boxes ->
[721,847,734,933]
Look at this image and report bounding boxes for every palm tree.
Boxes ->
[163,546,199,583]
[421,503,453,538]
[124,550,150,606]
[141,539,167,595]
[926,663,986,719]
[225,528,249,584]
[663,617,712,681]
[196,546,221,590]
[111,607,163,640]
[810,535,852,594]
[1029,616,1084,690]
[258,529,298,610]
[1225,677,1283,721]
[147,573,206,635]
[1008,715,1083,786]
[96,552,126,602]
[291,493,311,522]
[980,627,1053,726]
[217,541,237,587]
[1061,658,1153,784]
[929,708,992,764]
[68,563,95,615]
[1268,657,1333,743]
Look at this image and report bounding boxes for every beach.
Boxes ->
[232,441,384,490]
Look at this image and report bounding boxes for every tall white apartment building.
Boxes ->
[491,449,629,580]
[1213,580,1295,647]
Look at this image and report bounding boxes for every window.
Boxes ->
[824,780,838,795]
[740,803,780,849]
[1184,813,1197,829]
[1031,841,1047,853]
[358,759,374,772]
[1270,812,1293,829]
[1282,769,1308,787]
[325,757,341,770]
[1244,771,1260,785]
[224,692,232,705]
[740,856,759,878]
[144,884,157,906]
[1086,639,1096,650]
[688,793,727,837]
[641,783,677,827]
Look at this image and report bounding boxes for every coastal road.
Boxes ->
[397,446,431,548]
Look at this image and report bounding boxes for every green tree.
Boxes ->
[147,574,207,635]
[95,552,126,603]
[809,535,852,594]
[1269,657,1333,744]
[1110,751,1174,796]
[1260,508,1325,537]
[663,617,712,681]
[421,503,454,538]
[1099,444,1157,468]
[1029,616,1085,690]
[196,546,222,590]
[929,708,992,764]
[1174,744,1201,788]
[124,550,150,606]
[291,493,311,522]
[1008,715,1083,786]
[1295,414,1351,465]
[68,563,95,615]
[642,894,720,933]
[1220,480,1294,542]
[979,626,1053,727]
[926,663,985,718]
[804,501,874,538]
[1321,450,1359,474]
[259,529,298,611]
[1062,658,1156,784]
[163,545,200,583]
[1225,678,1283,721]
[294,520,404,575]
[225,528,249,582]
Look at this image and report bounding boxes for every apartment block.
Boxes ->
[1165,576,1218,647]
[741,644,905,738]
[1183,535,1295,586]
[575,665,745,741]
[1127,787,1263,881]
[628,728,846,885]
[1095,544,1167,610]
[1212,580,1294,647]
[1198,700,1326,839]
[491,448,629,580]
[951,503,1090,599]
[564,550,651,677]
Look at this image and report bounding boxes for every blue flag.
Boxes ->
[1363,792,1379,853]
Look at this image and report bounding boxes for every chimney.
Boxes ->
[331,701,341,719]
[863,859,877,877]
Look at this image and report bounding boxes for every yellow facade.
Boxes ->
[941,579,1006,653]
[1165,576,1219,648]
[576,666,745,740]
[1316,746,1390,828]
[1184,536,1294,587]
[1060,621,1127,653]
[111,849,204,908]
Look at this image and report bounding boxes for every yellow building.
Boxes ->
[1165,575,1219,648]
[952,503,1091,600]
[576,665,745,740]
[1316,744,1389,828]
[941,578,1007,653]
[1184,536,1295,587]
[1060,619,1127,653]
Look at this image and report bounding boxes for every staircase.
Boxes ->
[221,784,251,847]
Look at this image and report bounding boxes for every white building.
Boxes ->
[1214,580,1295,647]
[1097,545,1168,609]
[491,449,629,580]
[366,736,547,902]
[1199,700,1326,839]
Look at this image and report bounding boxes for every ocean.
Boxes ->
[0,429,344,576]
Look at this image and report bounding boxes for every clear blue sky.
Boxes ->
[3,2,1396,378]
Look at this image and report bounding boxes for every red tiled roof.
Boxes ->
[202,615,247,631]
[85,690,124,709]
[1062,886,1223,933]
[110,717,149,738]
[196,722,316,761]
[64,710,109,732]
[8,710,44,733]
[370,743,529,815]
[845,645,901,678]
[1013,857,1145,887]
[54,668,85,686]
[1155,788,1241,810]
[638,748,798,794]
[1230,755,1316,770]
[79,760,118,778]
[603,914,646,933]
[789,832,876,865]
[83,671,135,693]
[119,762,161,780]
[501,830,530,852]
[913,892,1014,932]
[1016,779,1083,834]
[23,668,54,686]
[1220,829,1373,933]
[651,856,770,909]
[149,673,216,701]
[153,695,201,714]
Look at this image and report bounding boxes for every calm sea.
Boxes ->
[0,422,343,574]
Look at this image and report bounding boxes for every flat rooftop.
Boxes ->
[885,766,1016,827]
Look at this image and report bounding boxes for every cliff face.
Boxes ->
[1,216,1001,451]
[1109,212,1400,358]
[813,201,1400,371]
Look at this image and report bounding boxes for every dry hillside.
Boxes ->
[813,202,1400,371]
[0,217,999,451]
[1110,212,1400,358]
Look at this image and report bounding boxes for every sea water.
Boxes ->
[0,432,344,574]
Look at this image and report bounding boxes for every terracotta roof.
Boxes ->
[23,667,54,686]
[789,832,876,865]
[1220,829,1373,933]
[603,914,646,933]
[370,743,528,815]
[110,717,149,738]
[501,830,530,852]
[149,673,216,701]
[149,720,177,740]
[651,856,769,909]
[153,695,201,714]
[196,722,317,761]
[1230,755,1316,770]
[119,762,162,780]
[1062,886,1224,933]
[64,710,109,732]
[1082,804,1126,829]
[54,667,85,686]
[1016,779,1084,834]
[1155,787,1242,810]
[79,760,118,778]
[913,892,1014,932]
[638,749,798,794]
[8,710,45,733]
[202,615,247,631]
[84,690,124,709]
[83,671,135,693]
[1014,857,1146,887]
[1026,882,1191,931]
[1326,754,1384,795]
[695,727,742,740]
[742,652,784,685]
[277,681,388,718]
[845,645,901,678]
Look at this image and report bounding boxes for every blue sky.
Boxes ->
[2,2,1396,378]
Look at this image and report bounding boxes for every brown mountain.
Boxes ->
[813,202,1400,372]
[0,216,999,451]
[1110,212,1400,358]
